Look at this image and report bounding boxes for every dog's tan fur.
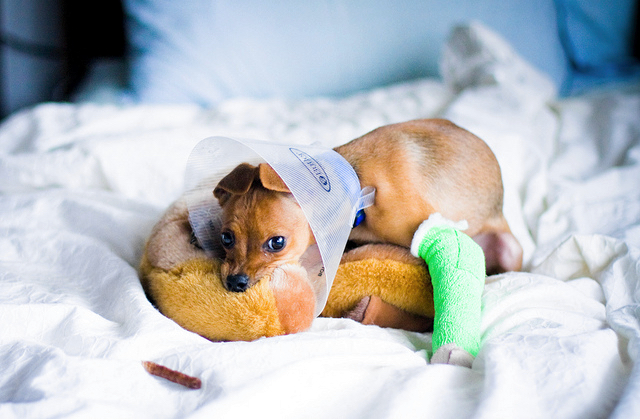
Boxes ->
[215,176,315,289]
[337,119,508,245]
[214,119,523,291]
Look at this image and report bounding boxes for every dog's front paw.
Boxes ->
[345,296,434,332]
[344,296,371,322]
[431,343,474,368]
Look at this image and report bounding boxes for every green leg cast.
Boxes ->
[411,218,486,359]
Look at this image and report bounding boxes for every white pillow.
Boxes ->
[124,0,568,105]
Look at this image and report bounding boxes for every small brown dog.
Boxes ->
[213,119,523,293]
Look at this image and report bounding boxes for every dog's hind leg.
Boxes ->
[473,230,523,275]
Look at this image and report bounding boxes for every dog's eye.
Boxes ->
[265,236,286,252]
[220,231,235,249]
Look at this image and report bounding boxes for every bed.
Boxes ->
[1,1,640,418]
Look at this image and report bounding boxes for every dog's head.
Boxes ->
[213,163,315,293]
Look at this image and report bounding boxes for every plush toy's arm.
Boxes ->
[411,213,485,366]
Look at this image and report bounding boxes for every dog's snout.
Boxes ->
[226,273,250,293]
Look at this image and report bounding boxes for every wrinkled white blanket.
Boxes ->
[1,24,639,418]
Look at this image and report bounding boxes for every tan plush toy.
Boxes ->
[140,199,435,342]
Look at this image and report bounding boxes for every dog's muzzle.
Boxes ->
[226,273,250,293]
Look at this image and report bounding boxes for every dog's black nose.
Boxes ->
[226,274,250,293]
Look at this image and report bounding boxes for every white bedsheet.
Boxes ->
[1,24,639,418]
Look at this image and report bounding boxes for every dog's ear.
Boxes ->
[214,163,259,205]
[258,163,290,193]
